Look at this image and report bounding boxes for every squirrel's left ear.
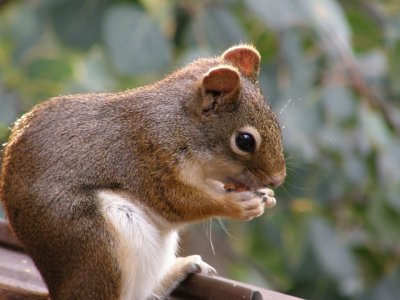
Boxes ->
[202,66,240,98]
[188,66,240,117]
[222,45,261,81]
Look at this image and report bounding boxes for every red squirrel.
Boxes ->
[0,45,286,300]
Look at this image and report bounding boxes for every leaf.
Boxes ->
[302,0,352,57]
[0,86,19,125]
[0,2,44,60]
[377,141,400,184]
[347,5,383,51]
[49,0,109,49]
[68,48,116,93]
[368,195,400,245]
[244,0,307,29]
[185,7,246,52]
[25,58,73,82]
[342,153,367,186]
[279,96,321,162]
[368,271,400,300]
[246,0,352,60]
[356,51,388,79]
[279,30,316,100]
[274,31,320,161]
[178,48,213,67]
[357,269,400,300]
[314,166,347,203]
[102,4,172,76]
[322,84,356,123]
[385,185,400,213]
[388,42,400,96]
[258,65,279,108]
[359,103,392,151]
[309,218,362,296]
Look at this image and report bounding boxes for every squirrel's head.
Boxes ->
[180,45,286,193]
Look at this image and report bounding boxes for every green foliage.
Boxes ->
[103,4,172,75]
[0,0,399,299]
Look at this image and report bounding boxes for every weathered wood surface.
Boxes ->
[0,219,302,300]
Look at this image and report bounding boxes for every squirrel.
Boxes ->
[0,44,286,300]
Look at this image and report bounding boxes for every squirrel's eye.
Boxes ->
[230,126,261,156]
[235,132,256,153]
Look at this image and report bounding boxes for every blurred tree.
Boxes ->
[0,0,399,299]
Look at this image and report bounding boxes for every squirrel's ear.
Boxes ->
[222,45,260,80]
[192,66,240,116]
[202,66,240,98]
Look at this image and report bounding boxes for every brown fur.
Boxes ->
[0,45,285,299]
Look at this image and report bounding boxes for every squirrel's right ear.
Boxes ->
[222,45,261,81]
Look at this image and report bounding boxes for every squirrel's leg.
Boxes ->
[20,204,122,300]
[151,255,216,299]
[3,188,126,300]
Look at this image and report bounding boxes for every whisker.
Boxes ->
[284,156,295,163]
[280,185,295,198]
[252,168,271,186]
[203,219,215,255]
[279,97,303,130]
[216,218,238,240]
[285,165,302,172]
[279,98,292,115]
[282,178,309,192]
[207,220,216,255]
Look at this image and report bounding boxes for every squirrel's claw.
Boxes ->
[255,188,276,208]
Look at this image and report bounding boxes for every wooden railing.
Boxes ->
[0,219,302,300]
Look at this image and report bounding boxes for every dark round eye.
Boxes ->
[235,132,256,153]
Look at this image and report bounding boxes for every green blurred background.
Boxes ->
[1,0,400,299]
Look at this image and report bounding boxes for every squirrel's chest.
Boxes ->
[99,190,178,300]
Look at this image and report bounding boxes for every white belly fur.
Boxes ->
[98,190,178,300]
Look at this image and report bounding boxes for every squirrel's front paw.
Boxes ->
[231,191,264,221]
[228,188,276,221]
[255,188,277,209]
[152,255,216,299]
[175,255,217,276]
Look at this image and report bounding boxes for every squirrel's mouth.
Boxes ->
[215,173,265,193]
[220,168,286,192]
[205,177,256,194]
[223,178,252,192]
[204,167,283,194]
[225,168,270,192]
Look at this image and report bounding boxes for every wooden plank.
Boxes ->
[171,275,302,300]
[214,276,302,300]
[0,247,47,293]
[171,274,262,300]
[0,219,24,252]
[0,219,303,299]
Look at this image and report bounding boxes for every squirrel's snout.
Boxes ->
[264,173,286,188]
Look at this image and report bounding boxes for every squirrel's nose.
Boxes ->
[264,173,286,188]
